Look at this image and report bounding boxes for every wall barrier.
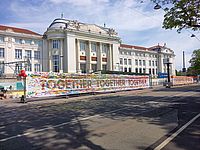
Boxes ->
[171,76,194,86]
[26,72,150,98]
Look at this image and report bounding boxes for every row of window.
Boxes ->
[120,58,157,66]
[119,51,157,58]
[0,48,40,59]
[0,36,42,46]
[80,63,107,73]
[15,49,40,59]
[120,67,158,74]
[0,62,41,72]
[80,41,109,53]
[15,64,41,72]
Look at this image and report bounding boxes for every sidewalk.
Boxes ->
[0,86,162,107]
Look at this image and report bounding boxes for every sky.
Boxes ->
[0,0,200,70]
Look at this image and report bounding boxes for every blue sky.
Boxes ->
[0,0,200,70]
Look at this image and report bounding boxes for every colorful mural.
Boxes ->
[26,72,150,98]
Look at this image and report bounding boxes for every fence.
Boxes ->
[26,72,150,98]
[171,76,194,86]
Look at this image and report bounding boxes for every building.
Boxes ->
[119,44,176,76]
[43,18,121,73]
[43,18,175,76]
[0,18,176,76]
[0,25,43,76]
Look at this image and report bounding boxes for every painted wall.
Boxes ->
[26,72,150,98]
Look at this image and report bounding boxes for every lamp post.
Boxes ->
[19,69,27,103]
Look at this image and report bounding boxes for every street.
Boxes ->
[0,84,200,150]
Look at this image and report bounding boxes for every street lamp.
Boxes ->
[154,3,161,10]
[18,69,27,103]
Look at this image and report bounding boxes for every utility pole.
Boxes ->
[182,51,186,75]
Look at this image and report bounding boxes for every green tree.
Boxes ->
[151,0,200,32]
[188,49,200,75]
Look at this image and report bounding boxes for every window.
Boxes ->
[149,60,151,66]
[0,61,4,74]
[91,42,97,52]
[80,63,86,73]
[52,40,60,49]
[143,68,146,73]
[26,64,32,71]
[139,68,142,73]
[15,49,22,59]
[149,68,151,74]
[120,58,123,65]
[25,39,32,44]
[52,55,59,72]
[15,38,22,44]
[120,66,123,71]
[152,68,155,74]
[35,40,43,46]
[34,64,41,72]
[128,59,131,65]
[129,68,131,72]
[155,61,158,66]
[135,68,138,73]
[124,67,127,72]
[25,50,32,59]
[139,60,142,66]
[124,59,127,65]
[102,44,109,53]
[102,64,107,71]
[0,37,4,43]
[92,64,97,72]
[0,48,4,58]
[135,59,138,65]
[152,61,155,66]
[80,41,87,51]
[16,64,22,73]
[34,51,40,59]
[143,60,145,66]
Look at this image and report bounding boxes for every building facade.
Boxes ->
[0,18,176,76]
[43,18,121,73]
[119,44,176,76]
[0,25,43,76]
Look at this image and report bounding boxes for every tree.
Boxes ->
[151,0,200,32]
[188,49,200,75]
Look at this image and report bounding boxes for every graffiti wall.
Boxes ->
[26,72,150,98]
[172,76,194,85]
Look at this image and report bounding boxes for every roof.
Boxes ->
[0,25,41,36]
[120,44,149,51]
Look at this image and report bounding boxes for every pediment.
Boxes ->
[79,24,107,34]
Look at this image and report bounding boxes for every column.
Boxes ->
[76,39,81,73]
[60,39,63,73]
[97,42,102,71]
[86,41,92,73]
[108,44,113,71]
[49,40,52,72]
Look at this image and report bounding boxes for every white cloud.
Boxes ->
[3,0,200,70]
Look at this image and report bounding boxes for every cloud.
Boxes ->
[1,0,199,70]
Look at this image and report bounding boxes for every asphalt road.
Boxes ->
[0,84,199,150]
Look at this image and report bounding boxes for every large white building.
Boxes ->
[43,18,121,73]
[0,17,176,76]
[119,44,176,75]
[0,25,43,76]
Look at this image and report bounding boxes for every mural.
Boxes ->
[26,72,150,98]
[172,76,194,85]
